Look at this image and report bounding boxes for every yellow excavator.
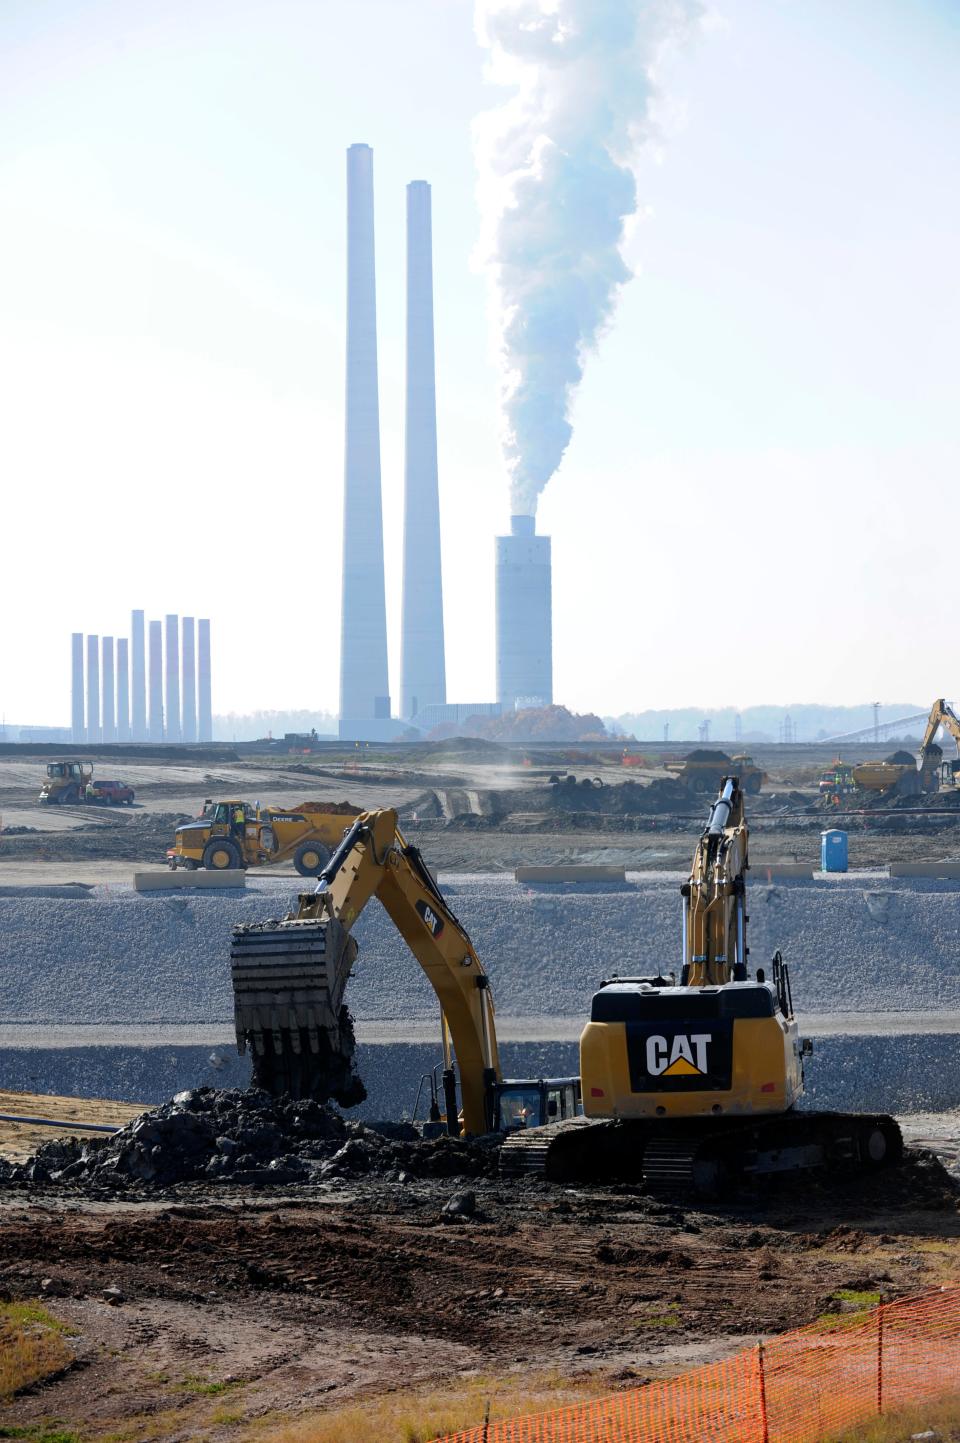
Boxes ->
[230,785,901,1191]
[852,697,960,797]
[230,808,581,1132]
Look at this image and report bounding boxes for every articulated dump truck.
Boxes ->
[228,791,902,1195]
[168,799,360,876]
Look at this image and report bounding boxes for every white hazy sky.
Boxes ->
[1,0,958,725]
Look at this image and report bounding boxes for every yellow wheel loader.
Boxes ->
[168,800,360,876]
[39,760,94,805]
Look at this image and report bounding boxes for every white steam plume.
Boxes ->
[474,0,702,516]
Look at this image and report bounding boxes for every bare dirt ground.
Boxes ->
[1,1153,958,1442]
[3,742,959,880]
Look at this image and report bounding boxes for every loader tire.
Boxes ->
[745,773,762,794]
[202,838,242,871]
[293,840,331,877]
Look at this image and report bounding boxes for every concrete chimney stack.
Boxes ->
[86,635,100,743]
[117,639,130,742]
[131,610,147,742]
[148,621,163,742]
[400,179,446,721]
[164,614,180,743]
[339,143,391,733]
[495,515,553,712]
[197,618,212,743]
[101,637,116,743]
[181,617,197,744]
[71,633,85,742]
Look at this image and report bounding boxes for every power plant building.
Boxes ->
[164,616,180,743]
[339,143,395,739]
[198,618,212,743]
[400,180,446,721]
[181,617,197,744]
[68,613,212,744]
[131,610,146,742]
[495,516,553,712]
[148,621,163,742]
[86,636,100,744]
[116,639,130,743]
[101,637,116,743]
[71,633,84,742]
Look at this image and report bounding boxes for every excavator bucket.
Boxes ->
[231,914,366,1105]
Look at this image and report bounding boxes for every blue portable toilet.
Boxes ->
[821,828,848,873]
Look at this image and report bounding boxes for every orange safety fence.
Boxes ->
[429,1284,960,1443]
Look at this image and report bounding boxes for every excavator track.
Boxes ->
[505,1112,904,1195]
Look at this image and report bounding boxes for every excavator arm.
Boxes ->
[920,698,960,758]
[231,809,501,1135]
[682,777,749,987]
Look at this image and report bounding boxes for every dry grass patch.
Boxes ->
[245,1369,614,1443]
[826,1392,960,1441]
[0,1301,74,1403]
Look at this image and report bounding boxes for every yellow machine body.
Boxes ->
[580,994,803,1120]
[39,760,94,804]
[169,800,360,875]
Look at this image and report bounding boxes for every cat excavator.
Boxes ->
[230,787,902,1191]
[505,776,902,1187]
[230,808,580,1135]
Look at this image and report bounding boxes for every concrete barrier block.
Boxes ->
[889,861,960,879]
[753,864,814,880]
[515,864,626,884]
[133,870,246,892]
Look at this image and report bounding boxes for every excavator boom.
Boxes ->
[231,809,503,1135]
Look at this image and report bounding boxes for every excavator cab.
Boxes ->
[494,1079,582,1131]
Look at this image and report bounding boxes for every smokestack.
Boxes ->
[495,515,553,712]
[339,143,391,727]
[131,610,146,742]
[148,620,163,742]
[71,633,85,742]
[164,614,180,743]
[400,179,446,721]
[101,637,116,743]
[86,635,100,743]
[117,639,130,742]
[181,617,197,744]
[197,618,212,743]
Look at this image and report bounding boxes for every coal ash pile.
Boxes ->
[0,1086,500,1191]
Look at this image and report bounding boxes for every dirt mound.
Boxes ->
[293,799,360,815]
[682,749,733,764]
[885,750,917,766]
[0,1087,499,1192]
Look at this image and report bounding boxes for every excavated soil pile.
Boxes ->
[0,1087,499,1191]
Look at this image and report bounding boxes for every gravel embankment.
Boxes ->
[3,874,960,1026]
[2,1035,959,1120]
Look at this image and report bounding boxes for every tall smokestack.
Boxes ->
[400,179,446,721]
[495,515,553,712]
[181,617,197,744]
[148,620,163,742]
[117,639,130,742]
[339,143,391,729]
[71,633,85,742]
[131,609,146,742]
[164,614,180,743]
[86,635,100,744]
[101,637,116,743]
[197,618,212,743]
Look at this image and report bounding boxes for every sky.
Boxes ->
[1,0,958,725]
